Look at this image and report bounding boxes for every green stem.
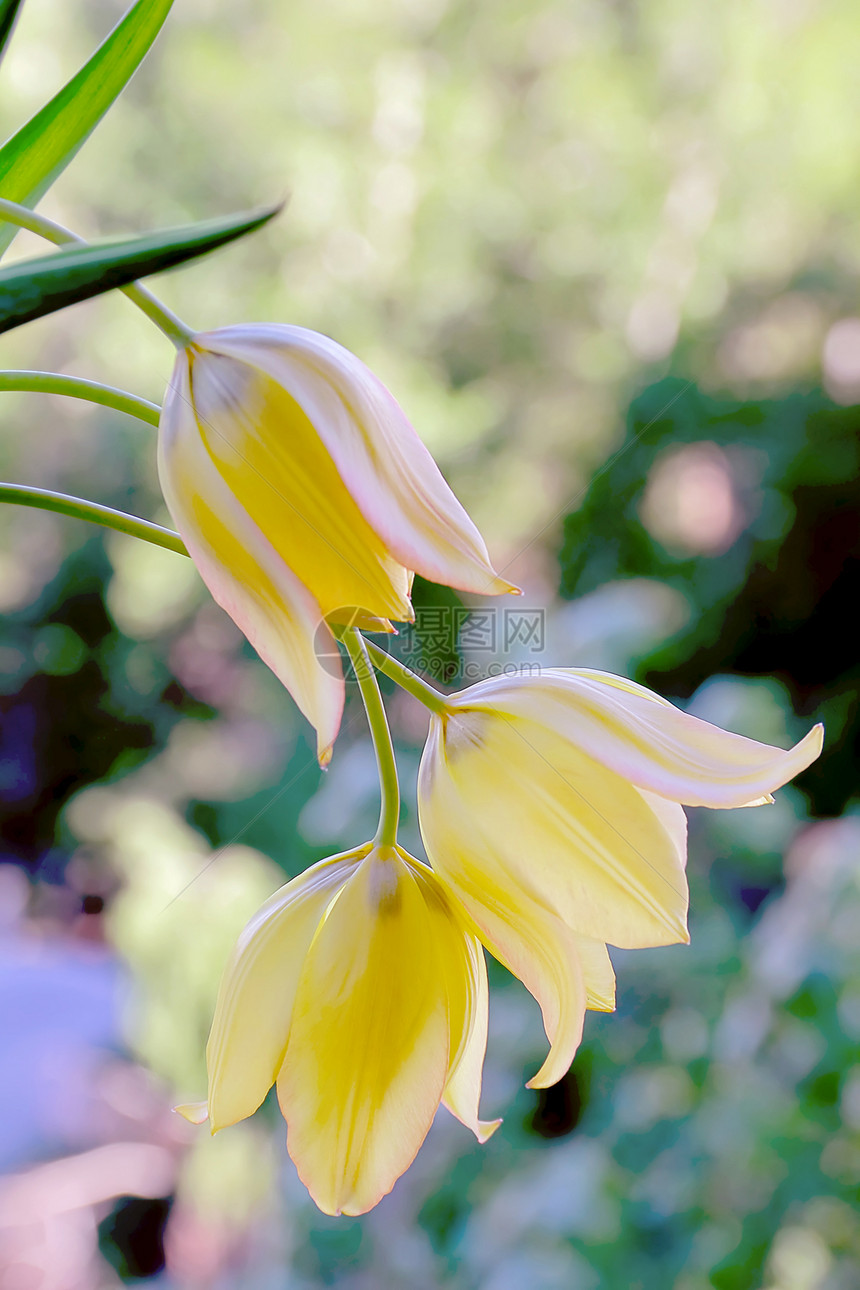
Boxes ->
[0,482,187,555]
[343,628,401,847]
[362,636,448,715]
[0,198,195,349]
[0,370,160,426]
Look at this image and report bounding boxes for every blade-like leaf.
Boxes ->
[0,0,25,66]
[0,204,279,335]
[0,0,174,254]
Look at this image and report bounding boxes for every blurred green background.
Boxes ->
[1,0,859,1287]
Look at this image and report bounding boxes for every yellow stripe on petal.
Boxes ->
[206,852,363,1132]
[202,326,517,598]
[158,354,344,763]
[188,349,413,622]
[426,711,690,949]
[277,851,450,1217]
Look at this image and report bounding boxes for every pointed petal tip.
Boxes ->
[526,1066,564,1092]
[318,742,334,769]
[475,1117,503,1144]
[441,1097,502,1144]
[739,792,775,807]
[485,576,521,596]
[173,1101,209,1126]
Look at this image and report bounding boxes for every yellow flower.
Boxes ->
[157,324,516,764]
[177,843,499,1217]
[417,668,824,1087]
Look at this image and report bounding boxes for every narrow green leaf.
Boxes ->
[0,0,25,66]
[0,203,279,335]
[0,0,174,254]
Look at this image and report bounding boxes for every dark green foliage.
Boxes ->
[0,0,24,65]
[560,381,860,816]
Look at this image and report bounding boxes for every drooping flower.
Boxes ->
[157,325,516,764]
[417,668,824,1085]
[177,843,499,1217]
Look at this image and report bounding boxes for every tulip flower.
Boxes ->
[177,842,499,1216]
[157,324,516,764]
[417,668,824,1086]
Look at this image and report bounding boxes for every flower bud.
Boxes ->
[158,324,516,763]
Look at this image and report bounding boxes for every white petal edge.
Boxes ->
[449,668,824,808]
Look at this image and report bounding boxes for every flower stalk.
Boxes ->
[0,482,187,555]
[0,369,160,426]
[0,197,195,348]
[343,628,401,846]
[362,635,448,716]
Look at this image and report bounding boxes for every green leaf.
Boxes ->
[0,204,279,335]
[0,0,25,66]
[0,0,174,254]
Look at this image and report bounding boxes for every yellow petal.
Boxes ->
[408,857,500,1143]
[158,353,344,763]
[277,851,449,1216]
[206,851,364,1132]
[174,1101,209,1125]
[421,711,689,950]
[460,879,588,1092]
[186,344,414,622]
[202,325,518,598]
[417,757,591,1088]
[454,669,823,808]
[574,935,616,1012]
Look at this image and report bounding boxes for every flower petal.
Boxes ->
[205,852,363,1132]
[186,344,414,622]
[201,325,518,598]
[174,1101,209,1125]
[574,935,616,1012]
[418,743,591,1089]
[421,711,689,949]
[277,852,450,1216]
[456,669,824,808]
[407,857,500,1142]
[158,353,344,763]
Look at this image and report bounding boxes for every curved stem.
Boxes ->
[343,628,401,847]
[0,482,188,555]
[0,198,195,349]
[0,370,160,426]
[123,280,194,348]
[362,636,448,715]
